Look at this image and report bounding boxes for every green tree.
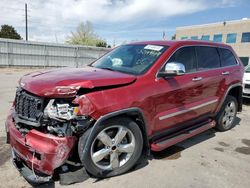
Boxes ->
[96,40,107,47]
[67,21,107,47]
[171,34,176,40]
[0,25,22,40]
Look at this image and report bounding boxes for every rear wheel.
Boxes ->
[216,95,238,131]
[78,117,143,178]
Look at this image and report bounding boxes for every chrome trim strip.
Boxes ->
[159,99,218,121]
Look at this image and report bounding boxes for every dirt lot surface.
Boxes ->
[0,68,249,188]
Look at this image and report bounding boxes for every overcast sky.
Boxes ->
[0,0,249,45]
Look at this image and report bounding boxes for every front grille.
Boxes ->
[245,84,250,89]
[15,89,44,122]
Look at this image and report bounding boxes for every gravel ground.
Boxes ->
[0,68,249,188]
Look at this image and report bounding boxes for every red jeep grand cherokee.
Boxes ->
[6,40,244,183]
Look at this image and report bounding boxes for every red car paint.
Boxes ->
[6,40,244,178]
[20,67,136,98]
[7,111,76,175]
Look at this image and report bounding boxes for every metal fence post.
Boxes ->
[75,47,79,68]
[44,45,49,67]
[7,41,10,67]
[7,41,14,67]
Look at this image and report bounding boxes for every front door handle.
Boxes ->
[222,71,230,75]
[192,77,203,81]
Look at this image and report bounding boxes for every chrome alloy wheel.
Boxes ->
[222,101,236,128]
[90,125,136,171]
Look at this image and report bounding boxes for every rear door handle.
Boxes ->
[192,77,203,81]
[222,71,230,75]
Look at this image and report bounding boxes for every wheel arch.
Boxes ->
[217,83,243,113]
[84,108,150,158]
[228,85,243,112]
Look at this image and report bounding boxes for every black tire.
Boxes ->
[78,117,143,178]
[216,95,238,131]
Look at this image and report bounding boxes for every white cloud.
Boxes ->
[0,0,237,43]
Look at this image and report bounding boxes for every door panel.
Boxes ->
[153,72,219,132]
[152,46,223,134]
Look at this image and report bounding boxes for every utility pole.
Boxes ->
[25,3,28,41]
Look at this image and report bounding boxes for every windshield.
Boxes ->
[245,66,250,73]
[91,44,168,75]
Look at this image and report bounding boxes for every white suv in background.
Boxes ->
[243,65,250,98]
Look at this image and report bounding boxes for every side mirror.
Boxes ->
[158,62,186,77]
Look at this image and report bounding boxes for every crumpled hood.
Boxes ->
[20,67,136,97]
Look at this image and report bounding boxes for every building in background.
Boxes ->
[176,18,250,66]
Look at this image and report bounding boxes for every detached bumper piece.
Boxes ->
[6,114,76,179]
[12,149,52,184]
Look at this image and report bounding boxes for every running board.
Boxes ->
[151,120,216,152]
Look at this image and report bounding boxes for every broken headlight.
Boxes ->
[44,100,79,121]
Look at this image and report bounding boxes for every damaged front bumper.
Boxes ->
[6,113,76,182]
[11,149,53,184]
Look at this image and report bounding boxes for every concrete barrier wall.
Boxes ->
[0,38,110,67]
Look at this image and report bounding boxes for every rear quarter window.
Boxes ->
[196,46,220,70]
[218,48,238,67]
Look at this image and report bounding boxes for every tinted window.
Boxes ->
[191,36,198,40]
[181,37,188,40]
[201,35,210,41]
[219,48,237,67]
[226,33,237,43]
[213,34,223,42]
[240,57,249,66]
[168,47,197,73]
[241,32,250,43]
[196,47,220,70]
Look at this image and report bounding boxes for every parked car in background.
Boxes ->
[243,65,250,98]
[5,40,244,185]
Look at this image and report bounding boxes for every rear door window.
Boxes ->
[218,48,238,67]
[196,46,220,70]
[168,47,197,73]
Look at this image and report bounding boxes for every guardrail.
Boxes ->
[0,38,110,67]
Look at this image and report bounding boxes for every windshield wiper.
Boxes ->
[99,67,116,71]
[96,66,134,75]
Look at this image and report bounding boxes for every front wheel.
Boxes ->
[216,95,238,131]
[78,117,143,178]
